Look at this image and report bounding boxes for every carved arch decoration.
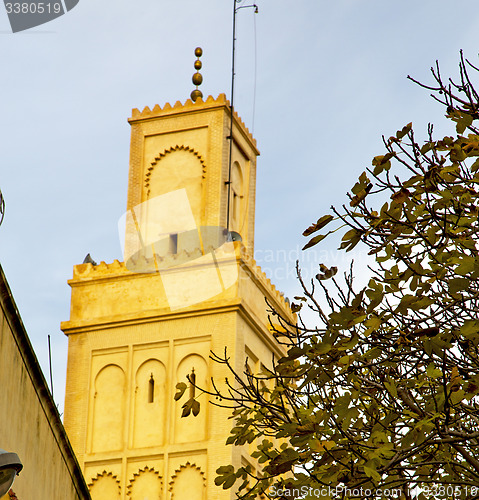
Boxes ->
[144,145,206,194]
[132,358,166,448]
[174,354,208,443]
[127,465,163,500]
[88,471,121,500]
[169,462,206,500]
[91,363,126,453]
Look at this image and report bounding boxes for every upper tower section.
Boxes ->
[126,93,259,255]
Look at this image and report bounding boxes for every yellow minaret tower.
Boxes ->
[61,50,293,500]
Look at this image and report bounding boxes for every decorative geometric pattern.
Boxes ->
[88,471,121,500]
[145,145,206,194]
[169,462,206,500]
[127,466,162,499]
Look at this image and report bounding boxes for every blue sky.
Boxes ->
[1,0,478,412]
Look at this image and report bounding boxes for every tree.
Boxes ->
[178,52,479,500]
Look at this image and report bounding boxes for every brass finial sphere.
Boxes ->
[191,47,203,102]
[192,73,203,86]
[191,89,203,102]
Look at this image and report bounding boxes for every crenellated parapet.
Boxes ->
[72,259,127,279]
[239,246,292,315]
[69,244,292,324]
[128,93,258,151]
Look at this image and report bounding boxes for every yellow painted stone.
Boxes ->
[62,95,294,500]
[0,265,88,499]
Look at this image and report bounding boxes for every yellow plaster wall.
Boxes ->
[62,253,293,500]
[63,308,233,499]
[0,269,89,500]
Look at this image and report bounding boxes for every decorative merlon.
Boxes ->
[128,93,257,148]
[239,246,292,314]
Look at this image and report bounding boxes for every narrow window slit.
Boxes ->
[148,373,155,403]
[169,233,178,254]
[189,368,196,399]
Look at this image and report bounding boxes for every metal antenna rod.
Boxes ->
[225,0,238,236]
[0,188,5,227]
[226,1,258,236]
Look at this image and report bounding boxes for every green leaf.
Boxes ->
[410,296,434,311]
[303,233,327,250]
[192,399,200,416]
[372,155,392,175]
[460,320,479,336]
[456,113,474,134]
[316,343,331,355]
[384,378,398,398]
[174,382,187,401]
[396,122,412,140]
[351,171,370,194]
[303,215,334,236]
[350,183,373,207]
[339,229,362,252]
[216,465,234,475]
[285,346,305,360]
[391,187,410,204]
[455,256,476,275]
[426,362,442,379]
[448,277,469,294]
[264,449,299,475]
[471,158,479,172]
[364,464,381,482]
[291,302,303,313]
[215,465,235,488]
[316,264,338,280]
[222,474,237,489]
[450,389,466,405]
[420,142,433,154]
[181,398,199,418]
[364,315,382,336]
